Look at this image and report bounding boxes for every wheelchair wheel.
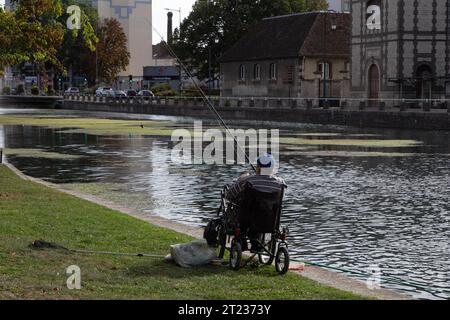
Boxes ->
[258,233,276,265]
[230,239,242,271]
[275,246,290,275]
[217,222,227,259]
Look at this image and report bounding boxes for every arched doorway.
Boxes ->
[415,65,433,101]
[368,64,380,107]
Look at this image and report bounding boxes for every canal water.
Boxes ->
[0,107,449,299]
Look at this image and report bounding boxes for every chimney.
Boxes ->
[167,11,173,45]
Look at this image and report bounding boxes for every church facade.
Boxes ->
[351,0,450,105]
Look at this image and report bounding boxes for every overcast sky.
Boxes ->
[152,0,196,43]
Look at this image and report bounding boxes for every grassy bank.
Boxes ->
[0,165,364,300]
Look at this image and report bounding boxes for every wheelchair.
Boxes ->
[204,182,290,275]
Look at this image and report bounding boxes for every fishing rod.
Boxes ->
[148,23,450,301]
[150,24,256,172]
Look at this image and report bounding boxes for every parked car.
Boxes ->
[114,90,127,98]
[126,90,137,97]
[137,90,155,100]
[65,87,80,94]
[95,87,115,97]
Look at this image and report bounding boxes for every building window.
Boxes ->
[318,62,331,80]
[269,63,277,80]
[253,64,261,80]
[239,65,246,81]
[342,0,351,12]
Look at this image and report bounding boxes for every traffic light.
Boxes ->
[129,75,133,82]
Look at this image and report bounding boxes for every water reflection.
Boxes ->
[1,108,449,299]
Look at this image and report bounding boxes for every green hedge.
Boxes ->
[31,86,39,95]
[2,86,11,95]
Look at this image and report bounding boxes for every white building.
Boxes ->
[92,0,153,83]
[328,0,351,12]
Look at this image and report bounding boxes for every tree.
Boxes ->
[1,0,66,92]
[0,8,25,74]
[173,0,328,79]
[1,1,98,84]
[10,0,65,70]
[83,18,130,85]
[58,0,99,84]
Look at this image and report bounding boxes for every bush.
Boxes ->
[151,83,178,97]
[155,90,178,97]
[16,84,24,95]
[45,86,55,96]
[2,86,11,95]
[181,86,203,97]
[31,86,39,95]
[151,83,171,93]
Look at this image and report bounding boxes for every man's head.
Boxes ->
[256,153,276,175]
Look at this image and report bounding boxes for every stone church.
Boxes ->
[351,0,450,105]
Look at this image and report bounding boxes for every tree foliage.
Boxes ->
[58,0,99,79]
[173,0,328,79]
[83,18,130,85]
[62,0,98,51]
[0,8,25,72]
[10,0,65,69]
[1,0,99,79]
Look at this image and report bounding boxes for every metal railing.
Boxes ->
[63,94,450,113]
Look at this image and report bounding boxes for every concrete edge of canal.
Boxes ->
[3,161,412,300]
[61,99,450,131]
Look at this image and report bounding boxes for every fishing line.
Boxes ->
[70,249,166,258]
[148,24,449,300]
[30,240,166,258]
[55,243,450,299]
[150,23,256,172]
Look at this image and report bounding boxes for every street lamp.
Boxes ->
[314,70,323,107]
[208,38,219,95]
[321,10,338,104]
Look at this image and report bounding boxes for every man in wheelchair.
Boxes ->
[224,153,286,253]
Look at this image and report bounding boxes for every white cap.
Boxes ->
[256,153,276,175]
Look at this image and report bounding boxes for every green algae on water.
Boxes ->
[280,137,423,148]
[0,115,176,137]
[2,148,83,160]
[288,150,420,157]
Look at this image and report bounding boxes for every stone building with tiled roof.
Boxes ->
[219,12,351,102]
